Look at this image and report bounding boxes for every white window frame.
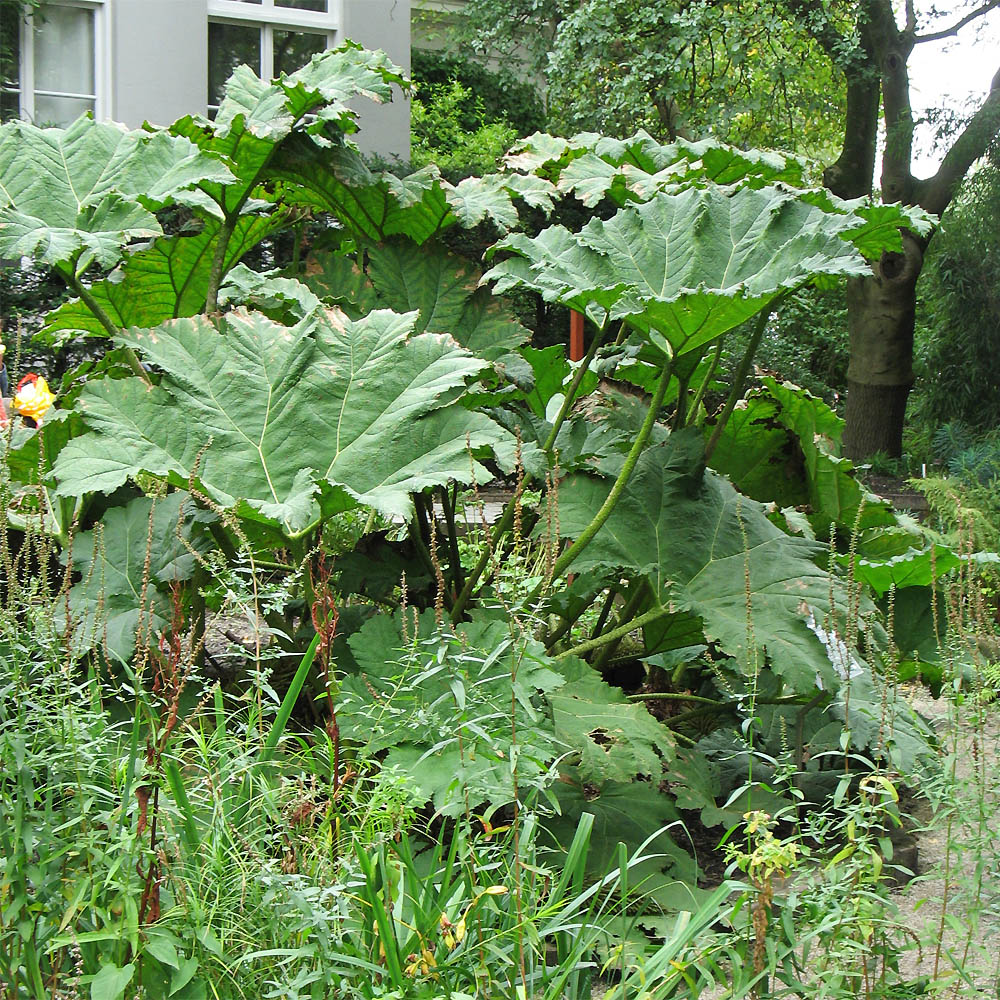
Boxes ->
[207,1,342,114]
[16,0,110,124]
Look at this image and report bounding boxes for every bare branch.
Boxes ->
[915,67,1000,215]
[904,0,916,35]
[914,0,1000,44]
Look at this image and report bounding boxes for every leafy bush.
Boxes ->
[4,42,992,998]
[915,156,1000,434]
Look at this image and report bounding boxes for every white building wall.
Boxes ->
[111,0,206,128]
[106,0,409,158]
[341,0,410,161]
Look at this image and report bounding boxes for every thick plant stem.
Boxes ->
[591,585,644,672]
[555,603,671,661]
[686,336,726,425]
[62,270,150,384]
[438,485,465,595]
[705,298,785,461]
[204,215,237,313]
[546,355,674,585]
[451,326,608,622]
[542,321,608,454]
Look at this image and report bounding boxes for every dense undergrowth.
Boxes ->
[2,41,1000,999]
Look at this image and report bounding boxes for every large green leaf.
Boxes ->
[502,131,933,247]
[554,429,855,691]
[60,492,212,662]
[486,185,875,357]
[274,142,556,245]
[339,610,565,816]
[548,658,675,783]
[504,130,809,208]
[39,215,279,344]
[546,779,697,907]
[52,309,510,534]
[171,43,406,221]
[707,377,897,536]
[301,242,530,361]
[0,118,232,273]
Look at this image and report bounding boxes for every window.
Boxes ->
[207,0,338,115]
[1,1,107,126]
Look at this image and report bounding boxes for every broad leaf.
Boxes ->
[547,779,696,906]
[486,185,875,358]
[548,658,675,782]
[276,143,556,245]
[60,492,212,662]
[339,610,565,815]
[0,118,231,273]
[39,216,279,344]
[52,309,510,533]
[554,429,857,691]
[171,43,406,220]
[302,242,530,361]
[708,378,897,536]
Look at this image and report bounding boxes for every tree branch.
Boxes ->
[863,0,917,203]
[914,0,1000,44]
[915,68,1000,215]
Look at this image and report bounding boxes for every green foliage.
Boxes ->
[916,160,1000,434]
[411,78,520,177]
[555,429,860,692]
[707,375,896,538]
[51,308,508,533]
[460,0,847,159]
[4,42,985,999]
[411,48,545,139]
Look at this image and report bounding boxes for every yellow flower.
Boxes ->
[13,375,56,425]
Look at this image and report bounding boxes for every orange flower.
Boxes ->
[13,374,56,425]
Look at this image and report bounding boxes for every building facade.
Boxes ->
[0,0,410,158]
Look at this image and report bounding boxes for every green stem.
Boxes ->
[437,485,465,595]
[672,374,689,430]
[628,692,723,706]
[704,297,786,461]
[555,603,672,661]
[450,503,513,622]
[541,320,608,455]
[451,324,611,623]
[590,587,618,639]
[61,269,150,384]
[686,336,726,425]
[542,585,605,651]
[205,215,237,313]
[591,584,644,672]
[547,354,674,584]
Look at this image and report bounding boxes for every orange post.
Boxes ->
[569,310,584,362]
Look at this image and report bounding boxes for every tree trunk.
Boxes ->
[842,230,925,460]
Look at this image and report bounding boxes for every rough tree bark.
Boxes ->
[786,0,1000,459]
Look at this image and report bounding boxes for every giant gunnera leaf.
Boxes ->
[707,377,897,537]
[52,308,511,535]
[485,183,931,367]
[555,429,856,692]
[59,491,213,662]
[300,242,530,361]
[0,117,233,274]
[485,185,876,359]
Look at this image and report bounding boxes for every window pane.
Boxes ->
[276,0,328,11]
[273,30,326,77]
[34,94,95,126]
[208,22,261,106]
[33,4,94,96]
